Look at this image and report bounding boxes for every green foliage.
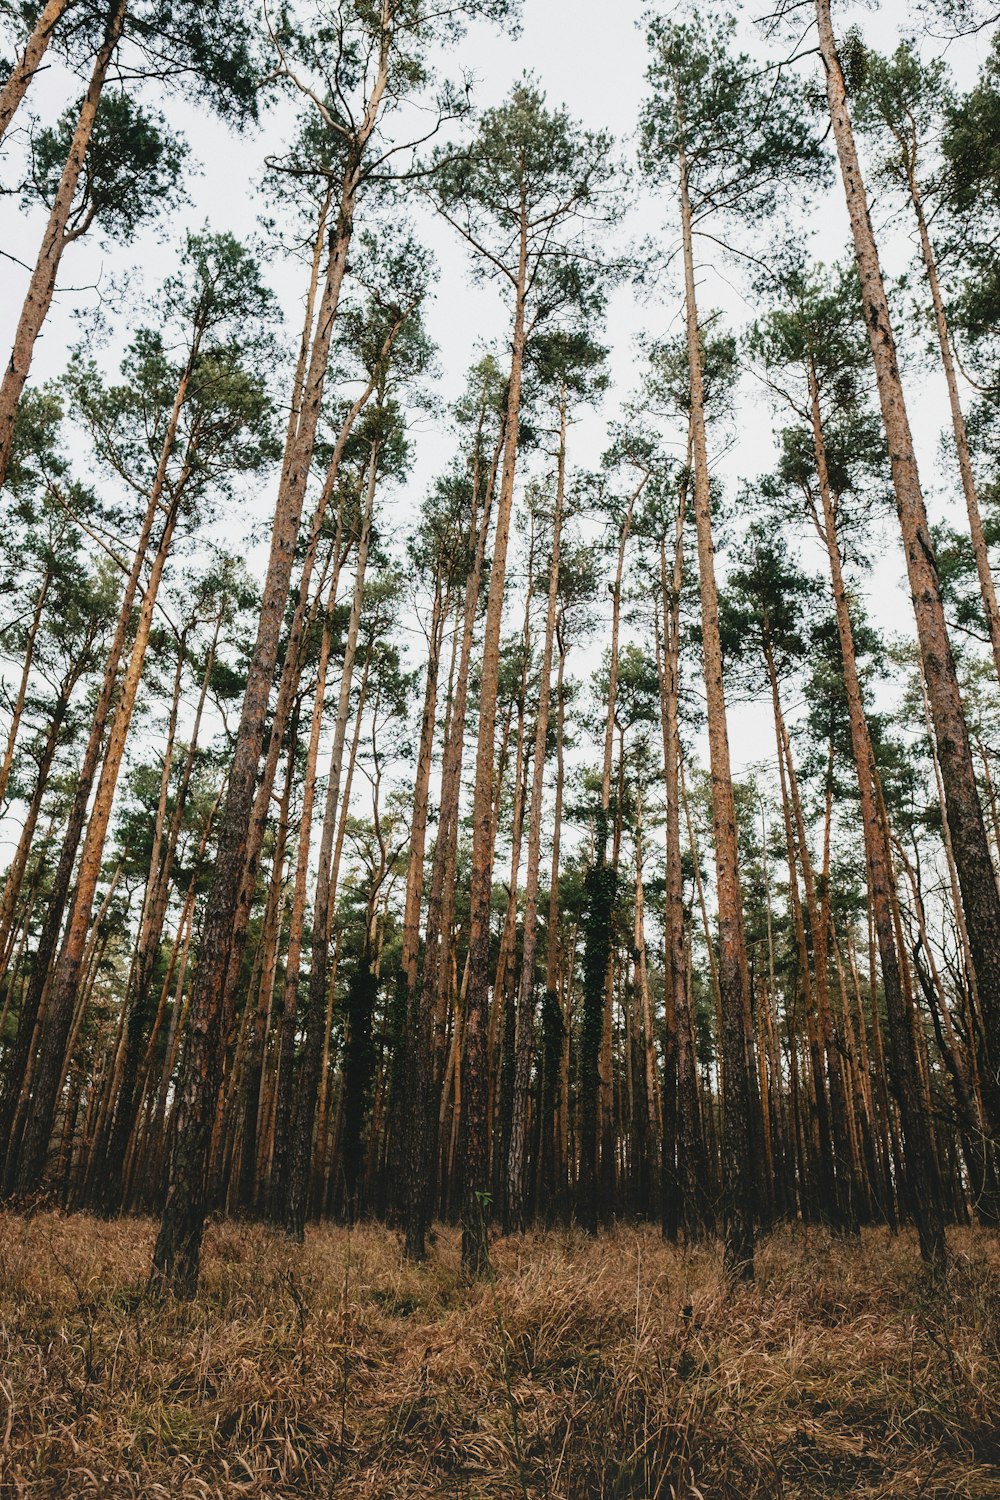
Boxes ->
[427,75,619,330]
[65,231,280,520]
[718,525,819,692]
[641,11,825,222]
[26,90,187,241]
[844,36,952,189]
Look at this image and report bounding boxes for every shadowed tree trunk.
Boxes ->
[678,129,755,1279]
[151,170,362,1294]
[806,356,947,1268]
[507,388,567,1229]
[817,0,1000,1172]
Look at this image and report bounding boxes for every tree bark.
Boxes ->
[284,441,379,1241]
[816,0,1000,1170]
[904,162,1000,684]
[405,405,502,1260]
[656,472,711,1239]
[506,390,566,1228]
[150,116,374,1289]
[0,0,127,487]
[678,137,755,1279]
[806,356,947,1267]
[17,480,182,1192]
[461,193,528,1275]
[0,0,75,141]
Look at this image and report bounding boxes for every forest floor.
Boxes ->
[0,1214,998,1499]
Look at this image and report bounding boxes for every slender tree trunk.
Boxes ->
[678,137,755,1278]
[388,570,446,1216]
[267,584,336,1222]
[581,474,642,1234]
[236,722,296,1216]
[150,131,373,1291]
[817,0,1000,1158]
[506,390,566,1227]
[656,465,711,1239]
[98,612,221,1207]
[0,459,164,1190]
[405,409,501,1261]
[905,167,1000,684]
[461,195,528,1275]
[0,673,76,972]
[284,442,379,1241]
[0,563,52,810]
[537,620,568,1218]
[491,572,531,1212]
[765,638,855,1230]
[17,466,184,1192]
[89,636,187,1207]
[0,0,75,141]
[806,360,947,1267]
[0,0,127,487]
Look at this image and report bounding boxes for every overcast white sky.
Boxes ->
[2,0,996,859]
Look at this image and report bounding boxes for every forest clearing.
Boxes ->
[1,1213,998,1498]
[3,0,1000,1490]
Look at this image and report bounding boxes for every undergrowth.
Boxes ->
[0,1213,997,1497]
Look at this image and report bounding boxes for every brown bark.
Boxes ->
[902,160,1000,684]
[0,0,74,141]
[678,136,755,1278]
[817,0,1000,1176]
[0,0,127,488]
[768,652,834,1224]
[386,567,447,1216]
[656,462,711,1239]
[267,582,336,1220]
[766,638,855,1229]
[0,426,163,1191]
[506,391,566,1227]
[0,657,83,973]
[805,351,947,1266]
[284,441,379,1240]
[16,398,190,1192]
[0,562,52,811]
[211,334,395,1080]
[151,99,376,1288]
[405,403,502,1260]
[87,635,186,1205]
[461,190,528,1274]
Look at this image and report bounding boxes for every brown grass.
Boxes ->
[0,1213,998,1498]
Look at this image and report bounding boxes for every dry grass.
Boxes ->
[0,1212,998,1498]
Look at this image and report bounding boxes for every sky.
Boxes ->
[1,0,996,870]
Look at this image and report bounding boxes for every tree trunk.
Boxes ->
[0,0,127,487]
[0,0,74,141]
[506,390,566,1227]
[806,356,947,1267]
[461,194,528,1275]
[17,477,183,1193]
[0,440,165,1191]
[538,620,568,1217]
[267,583,337,1222]
[405,406,502,1261]
[0,562,52,810]
[150,136,369,1292]
[284,442,379,1241]
[905,165,1000,684]
[678,138,755,1279]
[816,0,1000,1168]
[656,466,712,1239]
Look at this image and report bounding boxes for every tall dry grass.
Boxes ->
[0,1211,997,1497]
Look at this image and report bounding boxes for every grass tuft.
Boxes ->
[0,1213,998,1497]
